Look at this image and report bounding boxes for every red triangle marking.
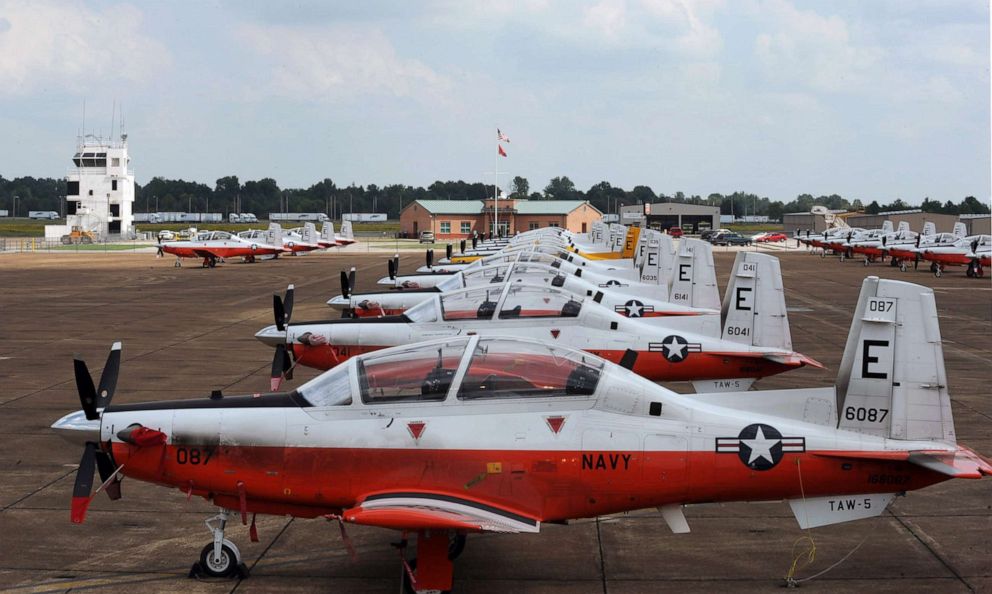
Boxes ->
[407,421,426,440]
[546,416,565,434]
[550,329,560,339]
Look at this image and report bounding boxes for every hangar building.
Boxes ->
[400,198,601,239]
[619,203,720,234]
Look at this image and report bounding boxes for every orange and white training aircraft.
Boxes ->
[257,252,821,394]
[157,229,287,268]
[53,276,990,591]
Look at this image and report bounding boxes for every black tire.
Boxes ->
[199,542,240,578]
[402,558,453,594]
[448,534,466,560]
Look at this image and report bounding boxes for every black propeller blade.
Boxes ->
[446,244,453,260]
[340,271,351,299]
[270,344,295,391]
[71,442,97,524]
[426,249,434,269]
[74,357,99,421]
[273,285,294,332]
[348,268,356,294]
[95,450,122,500]
[95,342,121,411]
[388,257,396,280]
[460,239,466,254]
[472,236,478,250]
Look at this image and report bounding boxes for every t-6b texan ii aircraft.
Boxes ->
[52,277,990,592]
[157,229,287,268]
[332,237,719,321]
[257,252,821,393]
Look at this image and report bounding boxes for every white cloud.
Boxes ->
[753,0,882,93]
[0,1,170,95]
[233,23,452,104]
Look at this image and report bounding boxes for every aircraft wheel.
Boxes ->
[209,258,217,268]
[966,266,974,278]
[863,258,869,267]
[198,540,241,578]
[977,266,985,277]
[930,262,938,273]
[934,268,942,278]
[839,254,845,262]
[900,263,907,272]
[448,534,466,561]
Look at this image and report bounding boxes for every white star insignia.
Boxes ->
[626,302,643,317]
[741,426,779,465]
[662,337,687,360]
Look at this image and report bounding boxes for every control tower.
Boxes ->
[63,133,135,239]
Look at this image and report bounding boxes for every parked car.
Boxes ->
[756,232,787,243]
[700,228,731,242]
[711,232,752,246]
[667,226,684,238]
[419,231,436,244]
[157,230,176,241]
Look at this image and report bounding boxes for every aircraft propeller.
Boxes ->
[271,285,297,390]
[426,249,434,270]
[460,239,466,254]
[388,255,397,280]
[446,244,453,260]
[69,343,125,523]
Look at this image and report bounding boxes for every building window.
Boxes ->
[460,221,471,234]
[67,181,79,196]
[440,222,451,234]
[548,222,559,227]
[529,222,539,230]
[112,158,120,167]
[111,180,118,191]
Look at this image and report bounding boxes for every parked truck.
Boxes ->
[29,210,60,220]
[133,213,162,224]
[268,213,329,223]
[229,213,259,223]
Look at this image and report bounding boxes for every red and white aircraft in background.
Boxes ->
[920,233,991,277]
[157,230,287,268]
[53,276,990,591]
[259,253,821,393]
[887,222,968,272]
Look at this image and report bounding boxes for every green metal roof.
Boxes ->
[515,200,591,214]
[410,200,485,214]
[408,199,597,215]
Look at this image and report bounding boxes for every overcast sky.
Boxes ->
[0,0,988,204]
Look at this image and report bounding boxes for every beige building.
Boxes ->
[400,198,602,239]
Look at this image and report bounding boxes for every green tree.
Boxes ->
[510,176,529,198]
[865,200,881,214]
[544,176,577,200]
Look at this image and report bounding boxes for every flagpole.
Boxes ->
[494,127,498,239]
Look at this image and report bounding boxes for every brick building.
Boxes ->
[400,198,602,239]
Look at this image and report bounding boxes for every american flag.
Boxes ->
[498,145,507,157]
[497,129,510,143]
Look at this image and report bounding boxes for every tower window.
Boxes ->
[112,180,118,191]
[67,181,79,196]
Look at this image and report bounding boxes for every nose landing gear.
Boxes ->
[189,509,248,579]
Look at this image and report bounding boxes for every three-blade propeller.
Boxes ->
[70,343,124,523]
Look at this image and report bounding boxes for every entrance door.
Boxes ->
[489,222,509,237]
[413,221,419,235]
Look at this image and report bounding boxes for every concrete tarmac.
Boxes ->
[0,249,989,593]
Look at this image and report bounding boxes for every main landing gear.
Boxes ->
[201,256,220,268]
[189,509,248,579]
[174,257,183,268]
[966,259,984,278]
[397,531,467,594]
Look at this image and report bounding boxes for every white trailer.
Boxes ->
[229,213,259,223]
[268,213,329,222]
[343,213,387,223]
[29,211,60,220]
[133,213,162,223]
[0,209,8,217]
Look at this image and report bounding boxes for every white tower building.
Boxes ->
[63,133,135,239]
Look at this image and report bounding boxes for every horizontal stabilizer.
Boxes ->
[908,447,992,479]
[691,378,755,393]
[788,492,895,529]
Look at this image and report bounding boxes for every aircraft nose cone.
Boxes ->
[255,324,286,347]
[326,295,350,310]
[51,410,100,446]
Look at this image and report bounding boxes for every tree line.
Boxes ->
[0,174,987,219]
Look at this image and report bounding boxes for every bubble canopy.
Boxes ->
[296,336,605,407]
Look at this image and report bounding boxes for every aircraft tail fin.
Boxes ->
[322,221,335,242]
[896,221,910,234]
[632,229,653,269]
[620,226,641,258]
[952,222,967,239]
[720,252,792,351]
[881,220,894,234]
[637,238,669,299]
[301,222,318,244]
[266,222,283,248]
[340,220,354,240]
[921,221,936,237]
[670,238,719,311]
[835,277,955,443]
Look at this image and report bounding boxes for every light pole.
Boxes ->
[12,195,18,218]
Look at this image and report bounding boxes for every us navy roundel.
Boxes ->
[715,423,805,471]
[649,335,701,363]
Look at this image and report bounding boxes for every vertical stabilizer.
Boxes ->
[720,252,792,350]
[921,221,936,237]
[670,239,719,311]
[340,220,354,240]
[896,221,910,234]
[301,222,318,244]
[881,220,894,234]
[266,222,283,248]
[621,226,641,258]
[322,221,335,243]
[835,277,954,442]
[637,238,669,299]
[952,222,967,239]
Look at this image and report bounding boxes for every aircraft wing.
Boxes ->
[191,248,226,259]
[342,492,541,533]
